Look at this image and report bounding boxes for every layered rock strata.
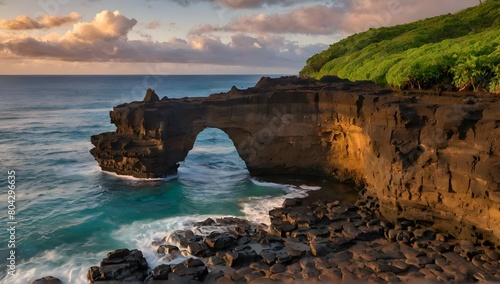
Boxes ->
[90,76,500,244]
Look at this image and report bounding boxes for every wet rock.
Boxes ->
[88,249,148,282]
[188,241,210,257]
[282,198,301,208]
[184,258,205,268]
[32,276,62,284]
[151,264,171,280]
[157,244,180,255]
[195,217,216,226]
[205,232,236,250]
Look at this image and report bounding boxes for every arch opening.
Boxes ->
[178,128,249,185]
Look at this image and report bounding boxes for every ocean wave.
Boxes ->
[240,183,321,225]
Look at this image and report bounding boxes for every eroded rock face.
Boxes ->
[90,76,500,244]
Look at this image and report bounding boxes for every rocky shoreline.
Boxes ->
[83,187,500,284]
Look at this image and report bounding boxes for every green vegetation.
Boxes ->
[300,0,500,93]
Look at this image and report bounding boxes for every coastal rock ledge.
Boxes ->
[90,76,500,244]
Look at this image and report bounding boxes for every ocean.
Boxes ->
[0,75,355,283]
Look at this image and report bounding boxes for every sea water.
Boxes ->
[0,75,350,283]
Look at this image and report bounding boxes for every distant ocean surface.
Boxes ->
[0,75,349,283]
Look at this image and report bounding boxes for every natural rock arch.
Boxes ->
[91,76,500,245]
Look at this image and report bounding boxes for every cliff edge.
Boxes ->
[90,76,500,245]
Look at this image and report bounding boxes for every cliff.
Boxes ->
[90,76,500,244]
[300,0,500,93]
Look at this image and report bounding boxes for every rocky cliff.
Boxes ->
[90,76,500,244]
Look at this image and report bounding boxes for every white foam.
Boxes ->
[6,248,104,284]
[188,145,235,155]
[240,183,322,225]
[249,178,288,188]
[111,215,233,268]
[299,185,322,191]
[99,169,178,182]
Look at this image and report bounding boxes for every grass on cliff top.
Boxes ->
[300,0,500,93]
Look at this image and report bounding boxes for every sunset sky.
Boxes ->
[0,0,476,74]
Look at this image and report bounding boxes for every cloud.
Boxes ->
[0,13,81,30]
[191,0,476,35]
[191,5,348,35]
[0,10,325,69]
[60,10,136,43]
[146,21,160,29]
[170,0,330,9]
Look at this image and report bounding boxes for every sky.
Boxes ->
[0,0,477,75]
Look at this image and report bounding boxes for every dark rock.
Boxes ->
[245,271,264,282]
[396,230,412,244]
[87,266,103,282]
[205,232,236,250]
[224,249,258,267]
[157,244,180,255]
[310,240,329,257]
[143,88,159,102]
[275,252,292,264]
[183,258,205,268]
[282,198,301,208]
[151,264,171,280]
[260,251,276,265]
[88,249,148,282]
[270,220,296,237]
[413,229,436,241]
[296,214,318,227]
[195,218,216,226]
[208,255,226,266]
[306,227,330,241]
[302,267,320,279]
[269,263,286,274]
[172,260,208,281]
[32,276,62,284]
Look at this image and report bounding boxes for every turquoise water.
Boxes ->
[0,75,327,283]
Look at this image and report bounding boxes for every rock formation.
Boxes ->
[90,76,500,244]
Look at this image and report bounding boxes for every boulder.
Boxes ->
[171,258,208,281]
[205,232,236,250]
[87,249,148,282]
[151,264,171,280]
[32,276,62,284]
